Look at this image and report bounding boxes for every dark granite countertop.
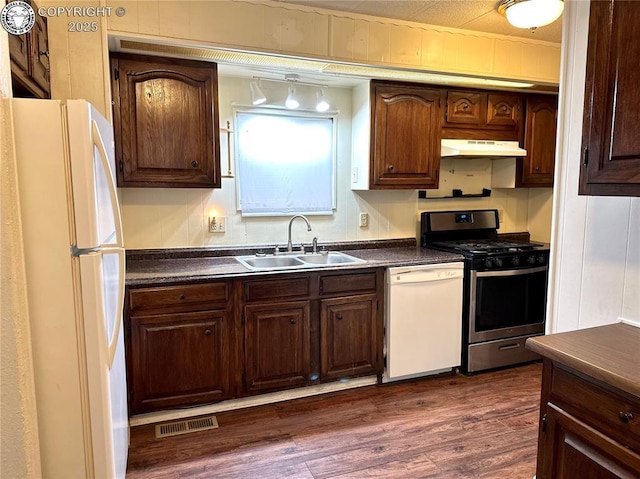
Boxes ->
[125,238,465,286]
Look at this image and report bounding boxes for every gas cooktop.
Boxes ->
[429,239,545,255]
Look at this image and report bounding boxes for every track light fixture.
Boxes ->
[316,88,330,112]
[285,84,300,109]
[249,81,266,105]
[249,74,330,111]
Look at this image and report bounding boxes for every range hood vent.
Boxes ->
[441,139,526,158]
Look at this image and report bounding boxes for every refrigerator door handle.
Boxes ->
[103,246,126,369]
[92,120,124,249]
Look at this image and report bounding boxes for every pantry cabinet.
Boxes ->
[126,282,232,414]
[110,53,221,188]
[580,0,640,196]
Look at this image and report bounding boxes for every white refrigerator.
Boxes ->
[13,99,128,478]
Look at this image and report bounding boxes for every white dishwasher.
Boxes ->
[383,262,464,383]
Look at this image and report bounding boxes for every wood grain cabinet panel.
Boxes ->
[320,294,378,380]
[129,310,229,414]
[371,81,441,189]
[244,301,311,392]
[8,0,50,99]
[445,91,482,126]
[581,0,640,196]
[486,93,521,128]
[535,360,640,479]
[518,95,558,187]
[111,53,220,188]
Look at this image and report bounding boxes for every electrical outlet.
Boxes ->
[209,216,226,233]
[359,212,368,227]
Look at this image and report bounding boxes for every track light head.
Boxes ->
[316,88,330,112]
[249,81,267,105]
[285,84,299,109]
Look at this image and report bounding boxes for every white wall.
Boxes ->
[119,76,548,249]
[548,0,640,332]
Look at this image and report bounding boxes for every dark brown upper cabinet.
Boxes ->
[580,0,640,196]
[518,94,558,187]
[110,53,221,188]
[9,0,50,99]
[443,89,523,141]
[371,81,441,189]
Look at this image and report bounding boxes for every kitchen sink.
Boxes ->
[235,252,364,271]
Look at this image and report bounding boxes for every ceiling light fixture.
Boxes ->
[315,88,330,112]
[285,84,299,109]
[249,80,266,105]
[498,0,564,31]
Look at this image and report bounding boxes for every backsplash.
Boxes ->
[118,76,552,250]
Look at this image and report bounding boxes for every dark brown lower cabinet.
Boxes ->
[320,294,378,380]
[129,310,229,414]
[244,301,311,392]
[541,404,640,478]
[534,359,640,479]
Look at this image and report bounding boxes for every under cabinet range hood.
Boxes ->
[441,139,527,158]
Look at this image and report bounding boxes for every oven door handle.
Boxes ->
[475,266,547,277]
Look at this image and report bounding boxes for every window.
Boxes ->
[235,109,336,216]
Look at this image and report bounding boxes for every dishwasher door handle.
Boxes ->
[389,269,463,284]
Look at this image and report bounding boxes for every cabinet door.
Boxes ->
[29,14,50,96]
[244,301,311,392]
[371,82,441,189]
[129,310,229,414]
[519,95,557,187]
[538,405,640,479]
[111,54,221,188]
[580,0,640,196]
[8,31,29,73]
[486,93,522,129]
[445,90,482,126]
[320,294,378,380]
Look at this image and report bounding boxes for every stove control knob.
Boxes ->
[494,258,503,268]
[511,256,520,267]
[484,258,494,268]
[537,254,547,265]
[527,255,536,265]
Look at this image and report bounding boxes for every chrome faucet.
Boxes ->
[287,215,312,252]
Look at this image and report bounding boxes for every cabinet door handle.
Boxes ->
[619,411,634,424]
[534,166,540,172]
[204,329,211,336]
[191,160,199,168]
[387,165,394,172]
[39,50,49,58]
[179,293,186,300]
[336,313,343,320]
[290,319,297,325]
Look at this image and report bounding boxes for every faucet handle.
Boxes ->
[274,245,281,255]
[312,236,318,254]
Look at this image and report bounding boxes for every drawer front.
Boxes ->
[320,272,377,295]
[129,282,229,311]
[244,276,310,302]
[550,366,640,453]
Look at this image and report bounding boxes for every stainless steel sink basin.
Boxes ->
[236,251,364,271]
[297,252,365,265]
[237,256,306,270]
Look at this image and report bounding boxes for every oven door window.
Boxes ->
[473,268,547,333]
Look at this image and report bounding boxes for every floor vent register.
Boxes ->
[155,416,219,438]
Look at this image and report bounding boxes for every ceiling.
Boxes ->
[274,0,562,43]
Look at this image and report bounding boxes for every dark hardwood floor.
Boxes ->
[127,363,542,478]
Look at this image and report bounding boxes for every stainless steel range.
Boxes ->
[420,209,549,373]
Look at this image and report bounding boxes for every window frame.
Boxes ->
[233,106,338,217]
